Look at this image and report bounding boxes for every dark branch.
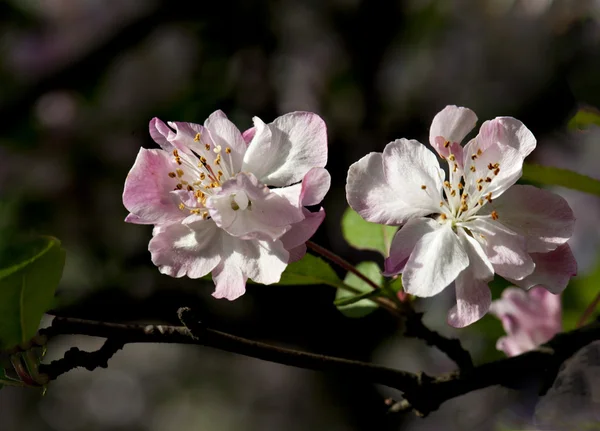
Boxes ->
[404,311,474,371]
[39,314,600,417]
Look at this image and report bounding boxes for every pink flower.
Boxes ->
[123,110,329,300]
[490,286,562,356]
[346,105,576,327]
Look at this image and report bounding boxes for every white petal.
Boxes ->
[447,229,494,328]
[300,167,330,206]
[204,110,247,172]
[243,112,327,187]
[468,218,534,280]
[346,141,443,225]
[402,224,469,297]
[429,105,478,154]
[448,274,492,328]
[240,116,274,179]
[383,218,438,276]
[207,173,304,241]
[212,261,247,300]
[280,207,325,250]
[149,220,221,278]
[480,185,575,253]
[463,141,523,200]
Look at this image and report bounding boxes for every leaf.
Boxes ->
[0,236,66,350]
[522,164,600,197]
[277,253,345,289]
[335,261,382,318]
[567,107,600,130]
[341,207,398,257]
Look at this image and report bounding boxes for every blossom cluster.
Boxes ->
[123,105,577,342]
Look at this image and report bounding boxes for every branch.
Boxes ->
[404,311,473,371]
[39,314,600,417]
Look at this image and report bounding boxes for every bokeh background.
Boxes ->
[1,0,600,430]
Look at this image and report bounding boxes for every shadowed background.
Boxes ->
[1,0,600,430]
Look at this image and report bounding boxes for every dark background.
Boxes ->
[1,0,600,430]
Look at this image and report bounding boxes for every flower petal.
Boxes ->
[429,105,478,157]
[448,275,492,328]
[207,172,304,241]
[123,148,185,225]
[402,224,469,297]
[480,185,575,253]
[280,207,325,250]
[287,244,307,263]
[300,167,330,206]
[478,117,536,159]
[468,218,534,280]
[149,117,176,151]
[242,112,327,187]
[212,261,247,300]
[148,219,221,278]
[346,141,444,225]
[506,244,577,293]
[383,217,438,276]
[204,110,247,173]
[463,140,523,200]
[447,229,494,327]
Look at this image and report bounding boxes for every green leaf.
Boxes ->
[522,164,600,197]
[341,207,398,257]
[277,253,345,289]
[335,261,382,318]
[0,236,66,350]
[567,107,600,130]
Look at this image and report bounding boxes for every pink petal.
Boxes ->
[507,244,577,293]
[242,112,328,187]
[123,148,185,225]
[468,218,534,281]
[149,117,176,151]
[149,219,221,278]
[287,244,307,263]
[242,126,256,144]
[280,208,325,250]
[300,167,330,206]
[383,217,438,276]
[429,105,478,157]
[478,117,536,159]
[481,185,575,253]
[204,110,247,172]
[206,172,304,241]
[402,224,469,297]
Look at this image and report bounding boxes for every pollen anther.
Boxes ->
[491,210,498,220]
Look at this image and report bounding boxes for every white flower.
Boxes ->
[346,105,576,327]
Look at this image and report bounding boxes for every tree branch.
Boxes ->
[404,311,474,371]
[39,314,600,417]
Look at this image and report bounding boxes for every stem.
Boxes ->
[577,289,600,328]
[306,241,380,291]
[305,240,399,315]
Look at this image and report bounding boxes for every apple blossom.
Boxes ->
[346,105,576,327]
[490,286,562,356]
[123,110,329,300]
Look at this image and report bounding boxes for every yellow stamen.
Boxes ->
[225,147,231,154]
[168,172,177,178]
[491,210,498,220]
[178,203,185,210]
[194,133,201,142]
[421,185,427,190]
[176,168,184,178]
[470,165,476,172]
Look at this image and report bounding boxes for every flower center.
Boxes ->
[429,142,501,226]
[167,133,237,218]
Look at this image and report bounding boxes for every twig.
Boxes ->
[404,311,474,371]
[38,314,600,416]
[305,241,399,314]
[577,289,600,328]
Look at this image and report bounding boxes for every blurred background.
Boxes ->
[1,0,600,429]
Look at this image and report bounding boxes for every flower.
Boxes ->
[490,286,562,356]
[123,110,329,300]
[346,105,576,327]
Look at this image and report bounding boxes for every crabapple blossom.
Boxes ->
[490,286,562,356]
[123,110,329,300]
[346,105,576,327]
